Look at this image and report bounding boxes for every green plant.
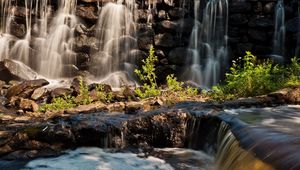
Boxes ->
[285,57,300,86]
[77,78,92,105]
[209,52,300,101]
[135,46,161,99]
[40,95,76,112]
[165,74,198,102]
[95,85,113,103]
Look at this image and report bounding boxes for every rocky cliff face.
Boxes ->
[2,0,300,83]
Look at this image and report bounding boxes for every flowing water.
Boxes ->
[183,0,228,87]
[89,1,137,87]
[272,0,285,63]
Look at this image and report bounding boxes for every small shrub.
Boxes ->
[77,78,92,105]
[135,46,161,99]
[95,85,113,103]
[209,52,300,101]
[165,74,198,103]
[40,95,76,112]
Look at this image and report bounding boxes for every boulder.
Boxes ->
[6,79,49,99]
[229,14,248,26]
[0,59,38,83]
[154,33,176,48]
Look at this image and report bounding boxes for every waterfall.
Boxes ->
[90,1,137,87]
[36,0,78,78]
[183,0,228,87]
[215,122,274,170]
[0,0,12,60]
[272,0,285,62]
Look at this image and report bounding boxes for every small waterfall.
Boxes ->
[184,0,228,87]
[90,1,136,87]
[36,0,78,78]
[215,123,274,170]
[0,0,13,60]
[272,0,285,62]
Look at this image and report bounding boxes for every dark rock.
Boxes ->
[71,76,84,94]
[9,21,26,38]
[126,49,148,66]
[229,2,252,13]
[263,2,275,14]
[168,47,193,65]
[248,29,268,42]
[253,2,263,13]
[73,35,99,53]
[154,33,176,48]
[137,10,148,23]
[286,17,300,33]
[158,10,167,20]
[62,65,80,77]
[50,88,73,99]
[138,34,154,50]
[156,20,178,33]
[248,17,274,28]
[6,79,49,99]
[0,59,38,83]
[168,8,187,19]
[229,14,248,26]
[236,43,254,56]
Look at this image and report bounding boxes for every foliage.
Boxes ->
[95,85,113,103]
[40,95,76,112]
[165,74,198,103]
[76,78,92,105]
[285,57,300,86]
[208,52,300,101]
[135,46,161,99]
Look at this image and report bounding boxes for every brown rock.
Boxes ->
[19,98,39,112]
[6,79,49,99]
[50,88,73,99]
[31,88,47,101]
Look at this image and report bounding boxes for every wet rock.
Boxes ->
[62,65,80,77]
[0,59,38,83]
[158,10,167,20]
[122,86,137,101]
[9,21,26,38]
[73,35,99,53]
[126,49,148,66]
[6,79,49,99]
[65,102,108,114]
[88,83,112,93]
[263,2,275,14]
[76,6,98,23]
[168,8,187,19]
[168,47,193,65]
[50,88,73,99]
[156,20,178,33]
[154,33,176,48]
[137,10,148,23]
[138,34,153,50]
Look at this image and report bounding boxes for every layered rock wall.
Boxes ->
[4,0,300,81]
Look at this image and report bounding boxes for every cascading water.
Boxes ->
[272,0,285,62]
[90,1,137,87]
[36,0,78,78]
[0,0,13,60]
[183,0,228,87]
